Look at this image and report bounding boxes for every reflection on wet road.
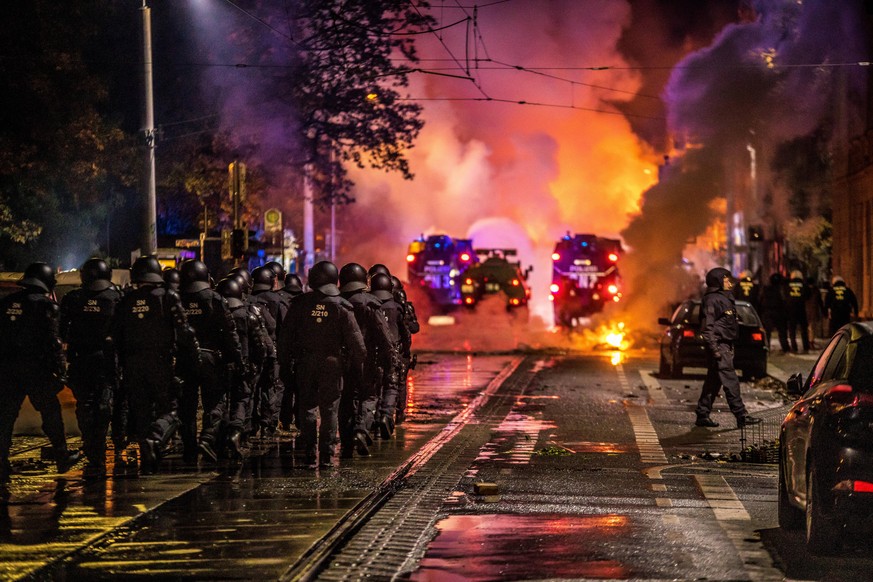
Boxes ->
[1,355,513,580]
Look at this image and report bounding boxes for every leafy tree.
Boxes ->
[234,0,434,204]
[0,1,137,268]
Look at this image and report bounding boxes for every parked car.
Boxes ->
[779,322,873,554]
[657,299,768,379]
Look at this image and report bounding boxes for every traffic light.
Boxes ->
[232,228,248,257]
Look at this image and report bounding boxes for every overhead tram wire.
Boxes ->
[399,96,666,120]
[406,0,491,100]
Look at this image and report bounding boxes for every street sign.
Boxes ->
[265,208,282,232]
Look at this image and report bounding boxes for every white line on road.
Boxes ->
[694,474,751,521]
[618,364,668,464]
[638,369,667,401]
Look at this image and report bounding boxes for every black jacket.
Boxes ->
[701,287,739,355]
[0,287,66,378]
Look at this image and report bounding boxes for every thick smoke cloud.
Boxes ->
[620,0,869,330]
[346,0,656,322]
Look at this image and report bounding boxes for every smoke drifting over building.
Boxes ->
[182,0,868,331]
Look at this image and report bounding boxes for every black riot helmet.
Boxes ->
[308,261,340,296]
[705,267,733,291]
[81,258,113,291]
[130,256,164,285]
[228,267,252,293]
[179,259,211,293]
[284,273,303,294]
[216,277,242,299]
[368,264,390,279]
[266,261,286,280]
[391,275,404,292]
[162,267,181,291]
[251,266,277,292]
[19,262,57,292]
[228,272,249,295]
[339,263,368,293]
[369,272,394,301]
[216,277,244,308]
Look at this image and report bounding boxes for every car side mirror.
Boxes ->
[658,317,671,326]
[787,373,804,396]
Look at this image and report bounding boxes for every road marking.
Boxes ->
[624,404,668,464]
[639,369,667,401]
[694,474,750,521]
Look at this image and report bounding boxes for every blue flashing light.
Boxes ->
[435,243,441,248]
[257,249,265,258]
[581,241,588,247]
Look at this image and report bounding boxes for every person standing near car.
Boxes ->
[59,258,122,479]
[825,275,858,336]
[735,270,760,313]
[786,270,810,353]
[759,273,790,354]
[0,263,81,483]
[695,267,762,429]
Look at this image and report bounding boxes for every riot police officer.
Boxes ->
[59,258,122,478]
[735,271,760,312]
[0,263,80,482]
[248,266,287,437]
[112,256,198,474]
[162,267,181,292]
[339,263,392,458]
[369,272,408,439]
[825,276,859,335]
[695,268,761,429]
[178,260,244,462]
[393,287,419,425]
[760,273,790,354]
[279,261,365,468]
[277,272,305,432]
[229,267,253,298]
[786,270,810,353]
[216,277,273,458]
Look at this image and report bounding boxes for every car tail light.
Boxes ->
[682,330,695,338]
[833,480,873,493]
[551,252,561,261]
[608,253,618,262]
[406,254,416,262]
[460,253,471,262]
[751,331,764,342]
[550,283,560,294]
[512,279,520,286]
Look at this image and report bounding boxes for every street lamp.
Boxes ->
[140,0,157,256]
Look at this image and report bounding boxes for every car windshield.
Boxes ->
[673,301,759,327]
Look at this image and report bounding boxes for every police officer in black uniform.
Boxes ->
[112,256,198,474]
[393,282,419,425]
[216,277,273,458]
[59,258,122,478]
[759,273,790,354]
[339,263,392,458]
[248,266,287,437]
[735,270,760,312]
[279,261,365,468]
[162,267,181,292]
[695,268,761,429]
[178,260,244,462]
[825,275,859,336]
[0,263,80,482]
[369,272,408,439]
[786,270,810,353]
[276,272,305,432]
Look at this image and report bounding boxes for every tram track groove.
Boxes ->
[282,355,532,582]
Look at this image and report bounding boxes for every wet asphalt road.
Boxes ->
[2,348,873,580]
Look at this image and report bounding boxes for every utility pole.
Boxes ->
[140,0,157,256]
